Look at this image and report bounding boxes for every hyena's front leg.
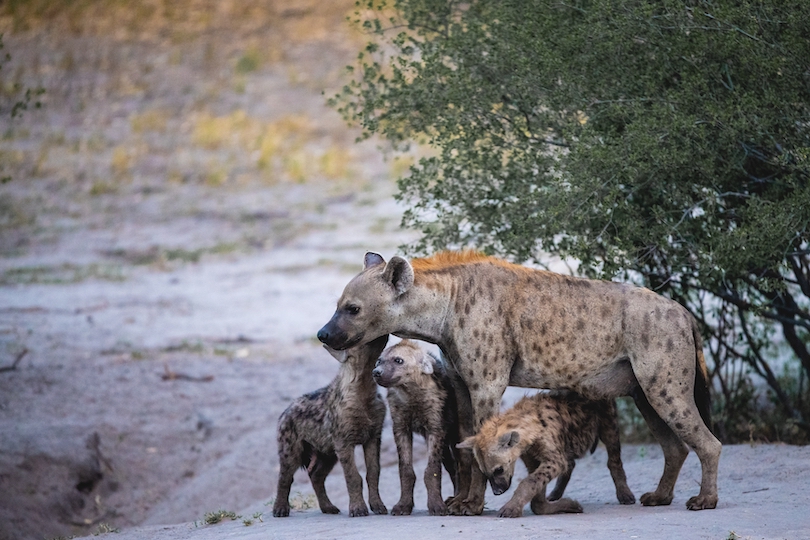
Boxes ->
[362,435,388,515]
[598,400,635,505]
[424,432,448,515]
[391,423,416,515]
[334,442,369,517]
[501,455,578,518]
[450,381,507,516]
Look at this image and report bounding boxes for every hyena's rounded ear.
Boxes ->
[456,437,476,450]
[383,256,414,296]
[420,354,434,375]
[498,430,520,449]
[364,252,386,270]
[323,344,349,363]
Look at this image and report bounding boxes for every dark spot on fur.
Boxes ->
[540,323,548,336]
[682,368,689,375]
[675,422,683,430]
[473,329,480,339]
[659,389,667,398]
[470,295,476,306]
[472,383,480,391]
[540,419,547,428]
[458,317,466,330]
[525,319,534,331]
[475,346,481,358]
[650,374,658,385]
[642,333,650,349]
[665,397,673,405]
[666,339,674,353]
[465,303,471,315]
[576,319,585,331]
[655,308,662,321]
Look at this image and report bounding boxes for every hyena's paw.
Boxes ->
[448,496,485,516]
[320,503,340,514]
[427,497,448,516]
[497,502,524,518]
[686,494,717,511]
[272,501,291,518]
[348,501,370,517]
[530,497,583,515]
[370,499,388,515]
[391,502,413,516]
[617,487,636,505]
[640,491,674,506]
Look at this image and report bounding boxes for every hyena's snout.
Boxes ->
[488,474,511,496]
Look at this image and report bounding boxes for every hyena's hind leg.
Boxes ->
[273,421,304,517]
[307,448,340,514]
[599,400,635,504]
[632,388,688,507]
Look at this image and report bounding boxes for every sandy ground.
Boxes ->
[1,3,809,539]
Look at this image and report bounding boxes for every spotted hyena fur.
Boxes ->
[458,391,634,518]
[318,251,720,515]
[273,335,389,518]
[372,339,467,516]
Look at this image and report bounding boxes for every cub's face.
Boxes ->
[458,430,522,496]
[372,340,433,388]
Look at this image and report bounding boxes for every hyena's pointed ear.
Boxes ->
[456,437,476,450]
[420,354,434,375]
[323,344,349,363]
[364,252,386,270]
[498,430,520,449]
[382,256,414,296]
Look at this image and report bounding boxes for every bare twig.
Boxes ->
[161,364,214,382]
[0,348,28,373]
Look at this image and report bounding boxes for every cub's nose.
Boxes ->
[372,367,383,378]
[316,327,330,343]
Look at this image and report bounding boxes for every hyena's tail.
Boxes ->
[692,318,712,431]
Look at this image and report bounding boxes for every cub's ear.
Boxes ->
[456,437,476,450]
[364,252,386,270]
[323,344,349,364]
[382,256,414,296]
[498,431,520,449]
[420,354,434,375]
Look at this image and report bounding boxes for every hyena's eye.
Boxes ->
[394,357,404,365]
[344,305,360,315]
[493,466,504,476]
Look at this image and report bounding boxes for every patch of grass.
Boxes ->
[100,243,240,267]
[130,109,168,133]
[163,340,206,354]
[0,195,36,230]
[203,509,239,525]
[234,48,262,74]
[0,263,125,285]
[93,522,120,535]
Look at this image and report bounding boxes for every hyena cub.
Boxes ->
[372,339,464,516]
[273,335,389,518]
[457,391,635,518]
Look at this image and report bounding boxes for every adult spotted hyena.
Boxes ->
[457,391,635,518]
[372,339,465,516]
[317,251,720,515]
[273,335,389,518]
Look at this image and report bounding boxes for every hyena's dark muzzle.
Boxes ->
[316,314,363,350]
